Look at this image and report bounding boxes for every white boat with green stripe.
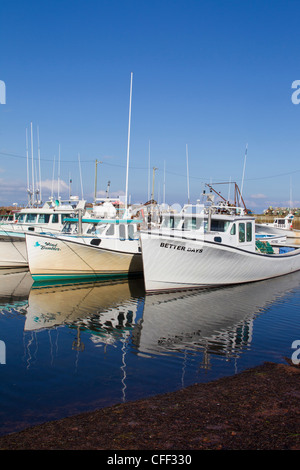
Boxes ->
[25,216,143,282]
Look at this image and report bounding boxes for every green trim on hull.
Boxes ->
[32,271,143,287]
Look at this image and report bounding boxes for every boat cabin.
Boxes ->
[62,217,142,242]
[159,211,256,252]
[15,211,72,229]
[273,214,293,230]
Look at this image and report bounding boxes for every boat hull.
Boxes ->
[256,224,300,238]
[140,231,300,292]
[0,235,28,268]
[26,233,143,281]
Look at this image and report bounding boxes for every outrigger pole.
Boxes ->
[205,182,248,213]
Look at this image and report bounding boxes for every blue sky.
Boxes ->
[1,0,300,212]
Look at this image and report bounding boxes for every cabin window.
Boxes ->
[246,222,252,242]
[52,214,59,223]
[61,214,70,223]
[119,224,126,240]
[62,222,78,233]
[128,224,135,240]
[239,223,245,242]
[87,223,97,234]
[26,214,37,223]
[95,225,108,235]
[230,223,236,235]
[211,220,231,232]
[161,216,181,229]
[106,224,115,236]
[16,214,26,223]
[38,214,50,224]
[183,217,203,230]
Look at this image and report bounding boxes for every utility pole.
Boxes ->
[151,167,158,201]
[94,159,102,202]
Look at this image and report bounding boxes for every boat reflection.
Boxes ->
[23,271,300,367]
[135,271,300,364]
[25,278,145,347]
[0,268,33,306]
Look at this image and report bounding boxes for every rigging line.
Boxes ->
[3,150,300,181]
[3,232,28,261]
[58,237,98,275]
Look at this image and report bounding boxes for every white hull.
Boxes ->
[0,235,28,268]
[256,223,300,238]
[140,231,300,292]
[26,233,143,281]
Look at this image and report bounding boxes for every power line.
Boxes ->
[1,150,300,182]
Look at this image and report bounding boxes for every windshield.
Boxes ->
[210,220,231,232]
[16,214,26,223]
[62,222,78,233]
[161,216,182,229]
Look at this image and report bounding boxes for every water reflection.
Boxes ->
[23,271,300,366]
[0,267,300,435]
[137,272,300,362]
[0,268,33,310]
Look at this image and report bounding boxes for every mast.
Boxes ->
[26,127,31,205]
[125,72,133,213]
[186,144,190,204]
[30,122,35,205]
[163,160,166,205]
[58,144,61,200]
[37,125,42,203]
[78,153,84,199]
[148,140,150,201]
[94,159,102,203]
[51,155,56,200]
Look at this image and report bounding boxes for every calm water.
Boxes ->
[0,267,300,436]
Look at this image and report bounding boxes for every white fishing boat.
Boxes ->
[25,215,143,282]
[0,198,86,268]
[255,233,286,244]
[256,213,300,238]
[140,186,300,293]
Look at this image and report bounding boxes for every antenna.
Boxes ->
[125,72,133,213]
[240,143,248,198]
